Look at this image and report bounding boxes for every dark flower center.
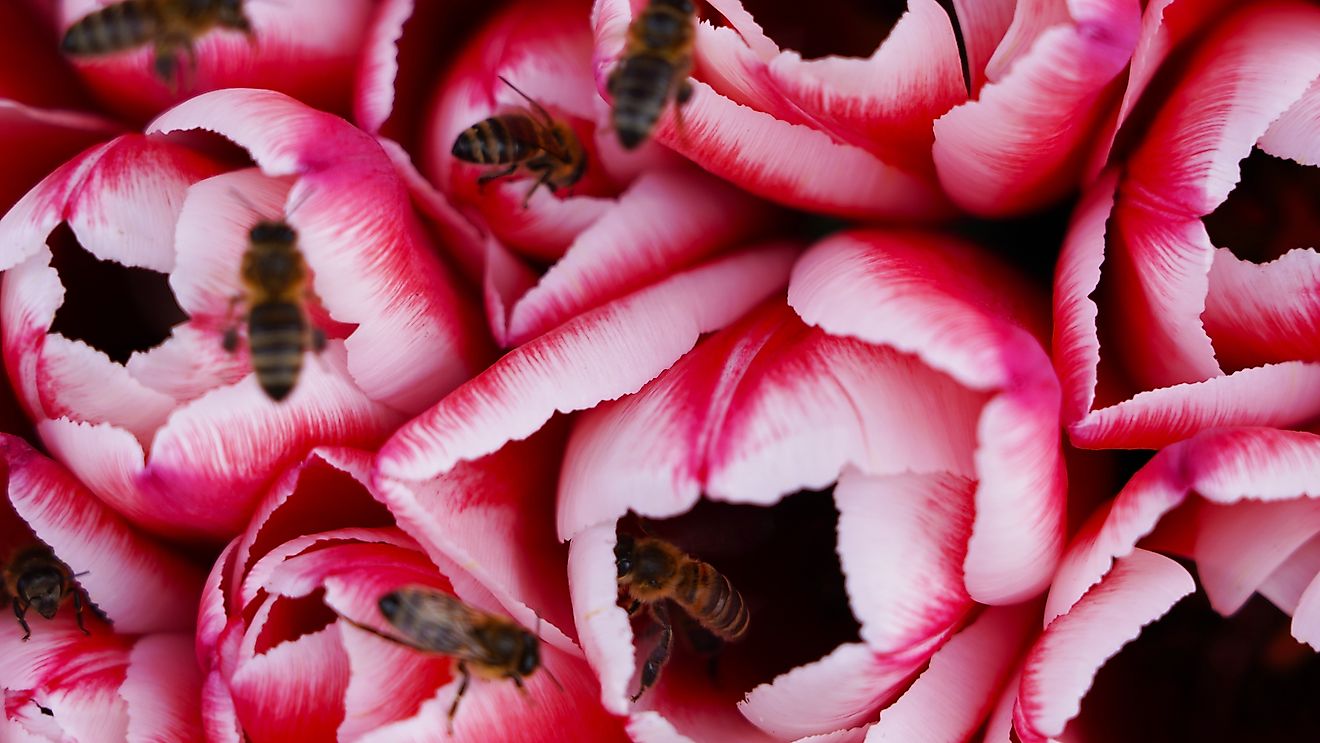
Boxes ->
[1203,148,1320,265]
[46,223,186,365]
[733,0,909,60]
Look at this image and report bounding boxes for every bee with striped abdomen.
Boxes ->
[3,544,92,641]
[615,533,749,701]
[223,218,325,402]
[61,0,254,90]
[451,77,587,206]
[340,586,547,730]
[608,0,697,149]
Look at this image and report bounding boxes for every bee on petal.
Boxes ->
[3,544,92,641]
[61,0,254,90]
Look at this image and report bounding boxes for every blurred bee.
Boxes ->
[223,218,326,402]
[614,533,748,701]
[3,544,91,641]
[451,77,587,207]
[608,0,697,149]
[340,586,547,730]
[60,0,254,90]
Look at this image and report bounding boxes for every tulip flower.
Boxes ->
[0,435,206,741]
[0,88,490,541]
[200,447,629,742]
[1055,0,1320,451]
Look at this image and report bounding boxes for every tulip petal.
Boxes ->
[59,0,374,122]
[354,0,414,135]
[0,623,133,741]
[36,334,177,442]
[558,302,987,538]
[375,423,579,651]
[378,244,797,482]
[0,434,205,634]
[1123,0,1320,217]
[933,0,1141,215]
[738,639,945,739]
[865,603,1037,743]
[1046,428,1320,623]
[1052,171,1118,424]
[1070,361,1320,450]
[949,0,1016,94]
[198,539,239,666]
[1258,533,1320,614]
[1259,77,1320,166]
[1202,248,1320,372]
[835,470,975,653]
[149,88,492,414]
[336,620,452,740]
[228,625,349,742]
[788,230,1064,604]
[201,671,243,743]
[505,170,772,345]
[1191,498,1320,615]
[0,101,121,215]
[122,634,204,743]
[1014,549,1194,742]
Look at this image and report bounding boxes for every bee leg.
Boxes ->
[310,328,327,353]
[626,598,642,616]
[14,597,31,641]
[222,326,240,353]
[631,602,672,702]
[447,661,472,734]
[521,172,553,209]
[677,79,694,106]
[73,590,90,636]
[153,46,181,94]
[476,165,519,190]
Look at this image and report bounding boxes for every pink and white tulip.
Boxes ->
[0,88,490,541]
[200,447,629,742]
[1055,0,1320,452]
[0,434,206,742]
[555,229,1064,740]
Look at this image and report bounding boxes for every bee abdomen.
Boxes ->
[62,1,159,56]
[610,55,676,149]
[452,115,540,165]
[248,301,307,401]
[677,562,748,641]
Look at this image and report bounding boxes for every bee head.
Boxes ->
[248,221,296,246]
[378,592,402,621]
[614,533,636,579]
[17,567,65,620]
[654,0,695,13]
[517,630,540,677]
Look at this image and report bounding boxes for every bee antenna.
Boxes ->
[72,570,90,578]
[542,665,564,693]
[227,186,266,222]
[497,76,554,126]
[283,184,315,222]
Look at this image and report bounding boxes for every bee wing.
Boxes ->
[387,589,504,665]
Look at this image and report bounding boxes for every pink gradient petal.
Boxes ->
[835,470,975,653]
[378,244,797,482]
[149,88,492,414]
[36,334,177,441]
[43,345,401,540]
[558,302,988,539]
[1046,428,1320,624]
[122,634,204,743]
[1259,533,1320,614]
[201,671,243,743]
[1070,361,1320,450]
[354,0,414,135]
[1294,568,1320,648]
[738,638,947,739]
[243,531,427,608]
[1191,498,1320,615]
[568,524,634,714]
[867,603,1037,742]
[1203,248,1320,372]
[649,80,951,219]
[933,0,1141,215]
[59,0,373,122]
[197,539,238,666]
[125,323,249,404]
[228,626,349,742]
[1,434,205,634]
[1014,549,1194,742]
[949,0,1016,94]
[0,623,132,741]
[336,619,452,740]
[788,230,1064,604]
[1052,171,1118,424]
[504,171,773,345]
[1259,77,1320,165]
[374,424,579,651]
[757,0,966,176]
[1123,1,1320,217]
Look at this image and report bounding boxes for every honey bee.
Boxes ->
[451,77,588,206]
[222,218,326,402]
[3,544,92,641]
[341,586,546,730]
[608,0,697,149]
[60,0,254,89]
[614,533,748,700]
